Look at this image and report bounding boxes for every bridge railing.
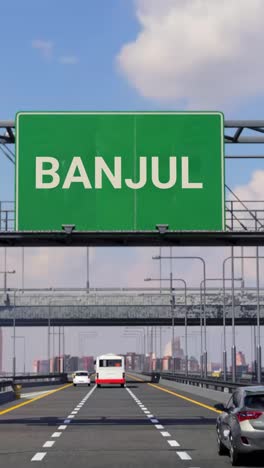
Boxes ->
[0,200,264,232]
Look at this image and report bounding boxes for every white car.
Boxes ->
[73,371,91,386]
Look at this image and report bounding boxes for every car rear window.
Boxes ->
[75,372,88,376]
[99,359,122,367]
[245,394,264,410]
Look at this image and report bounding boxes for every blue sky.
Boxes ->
[1,0,264,198]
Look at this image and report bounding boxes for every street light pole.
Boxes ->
[12,289,17,377]
[86,247,90,292]
[153,255,206,377]
[223,255,264,383]
[170,272,175,375]
[256,246,261,383]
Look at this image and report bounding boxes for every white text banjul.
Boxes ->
[35,156,203,190]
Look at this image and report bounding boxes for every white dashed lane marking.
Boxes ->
[126,386,192,462]
[30,385,97,462]
[31,452,46,461]
[51,432,62,438]
[168,440,180,447]
[43,441,55,448]
[177,452,192,460]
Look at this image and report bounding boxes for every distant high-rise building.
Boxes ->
[0,328,2,373]
[164,337,184,358]
[80,356,94,372]
[236,351,246,366]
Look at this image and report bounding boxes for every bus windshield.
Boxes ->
[99,359,122,367]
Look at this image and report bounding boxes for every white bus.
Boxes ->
[95,353,125,387]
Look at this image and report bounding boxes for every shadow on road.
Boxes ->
[0,416,217,426]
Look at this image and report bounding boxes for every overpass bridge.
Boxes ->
[1,288,264,326]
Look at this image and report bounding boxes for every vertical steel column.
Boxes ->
[4,248,7,292]
[241,246,244,293]
[170,272,175,375]
[253,325,257,378]
[86,247,90,292]
[62,326,65,373]
[184,284,188,376]
[200,287,204,378]
[203,263,207,378]
[222,263,227,381]
[48,301,51,373]
[256,246,262,383]
[12,290,16,377]
[58,327,61,372]
[22,248,25,292]
[159,326,162,372]
[231,246,236,382]
[159,247,162,293]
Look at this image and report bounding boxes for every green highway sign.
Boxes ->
[16,112,224,231]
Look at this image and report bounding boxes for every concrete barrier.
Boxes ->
[130,372,230,405]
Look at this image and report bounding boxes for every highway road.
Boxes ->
[0,378,263,467]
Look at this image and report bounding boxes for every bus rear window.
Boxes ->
[99,359,122,367]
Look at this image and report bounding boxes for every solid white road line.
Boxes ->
[31,452,46,461]
[176,452,192,460]
[160,431,171,437]
[51,432,62,438]
[168,440,180,447]
[43,441,55,448]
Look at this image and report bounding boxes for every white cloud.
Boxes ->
[117,0,264,108]
[32,39,54,59]
[233,170,264,202]
[58,55,79,65]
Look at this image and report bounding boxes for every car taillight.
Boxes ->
[237,411,262,422]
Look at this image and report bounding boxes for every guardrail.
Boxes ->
[0,379,13,391]
[0,373,68,388]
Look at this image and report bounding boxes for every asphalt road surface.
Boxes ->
[0,377,263,467]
